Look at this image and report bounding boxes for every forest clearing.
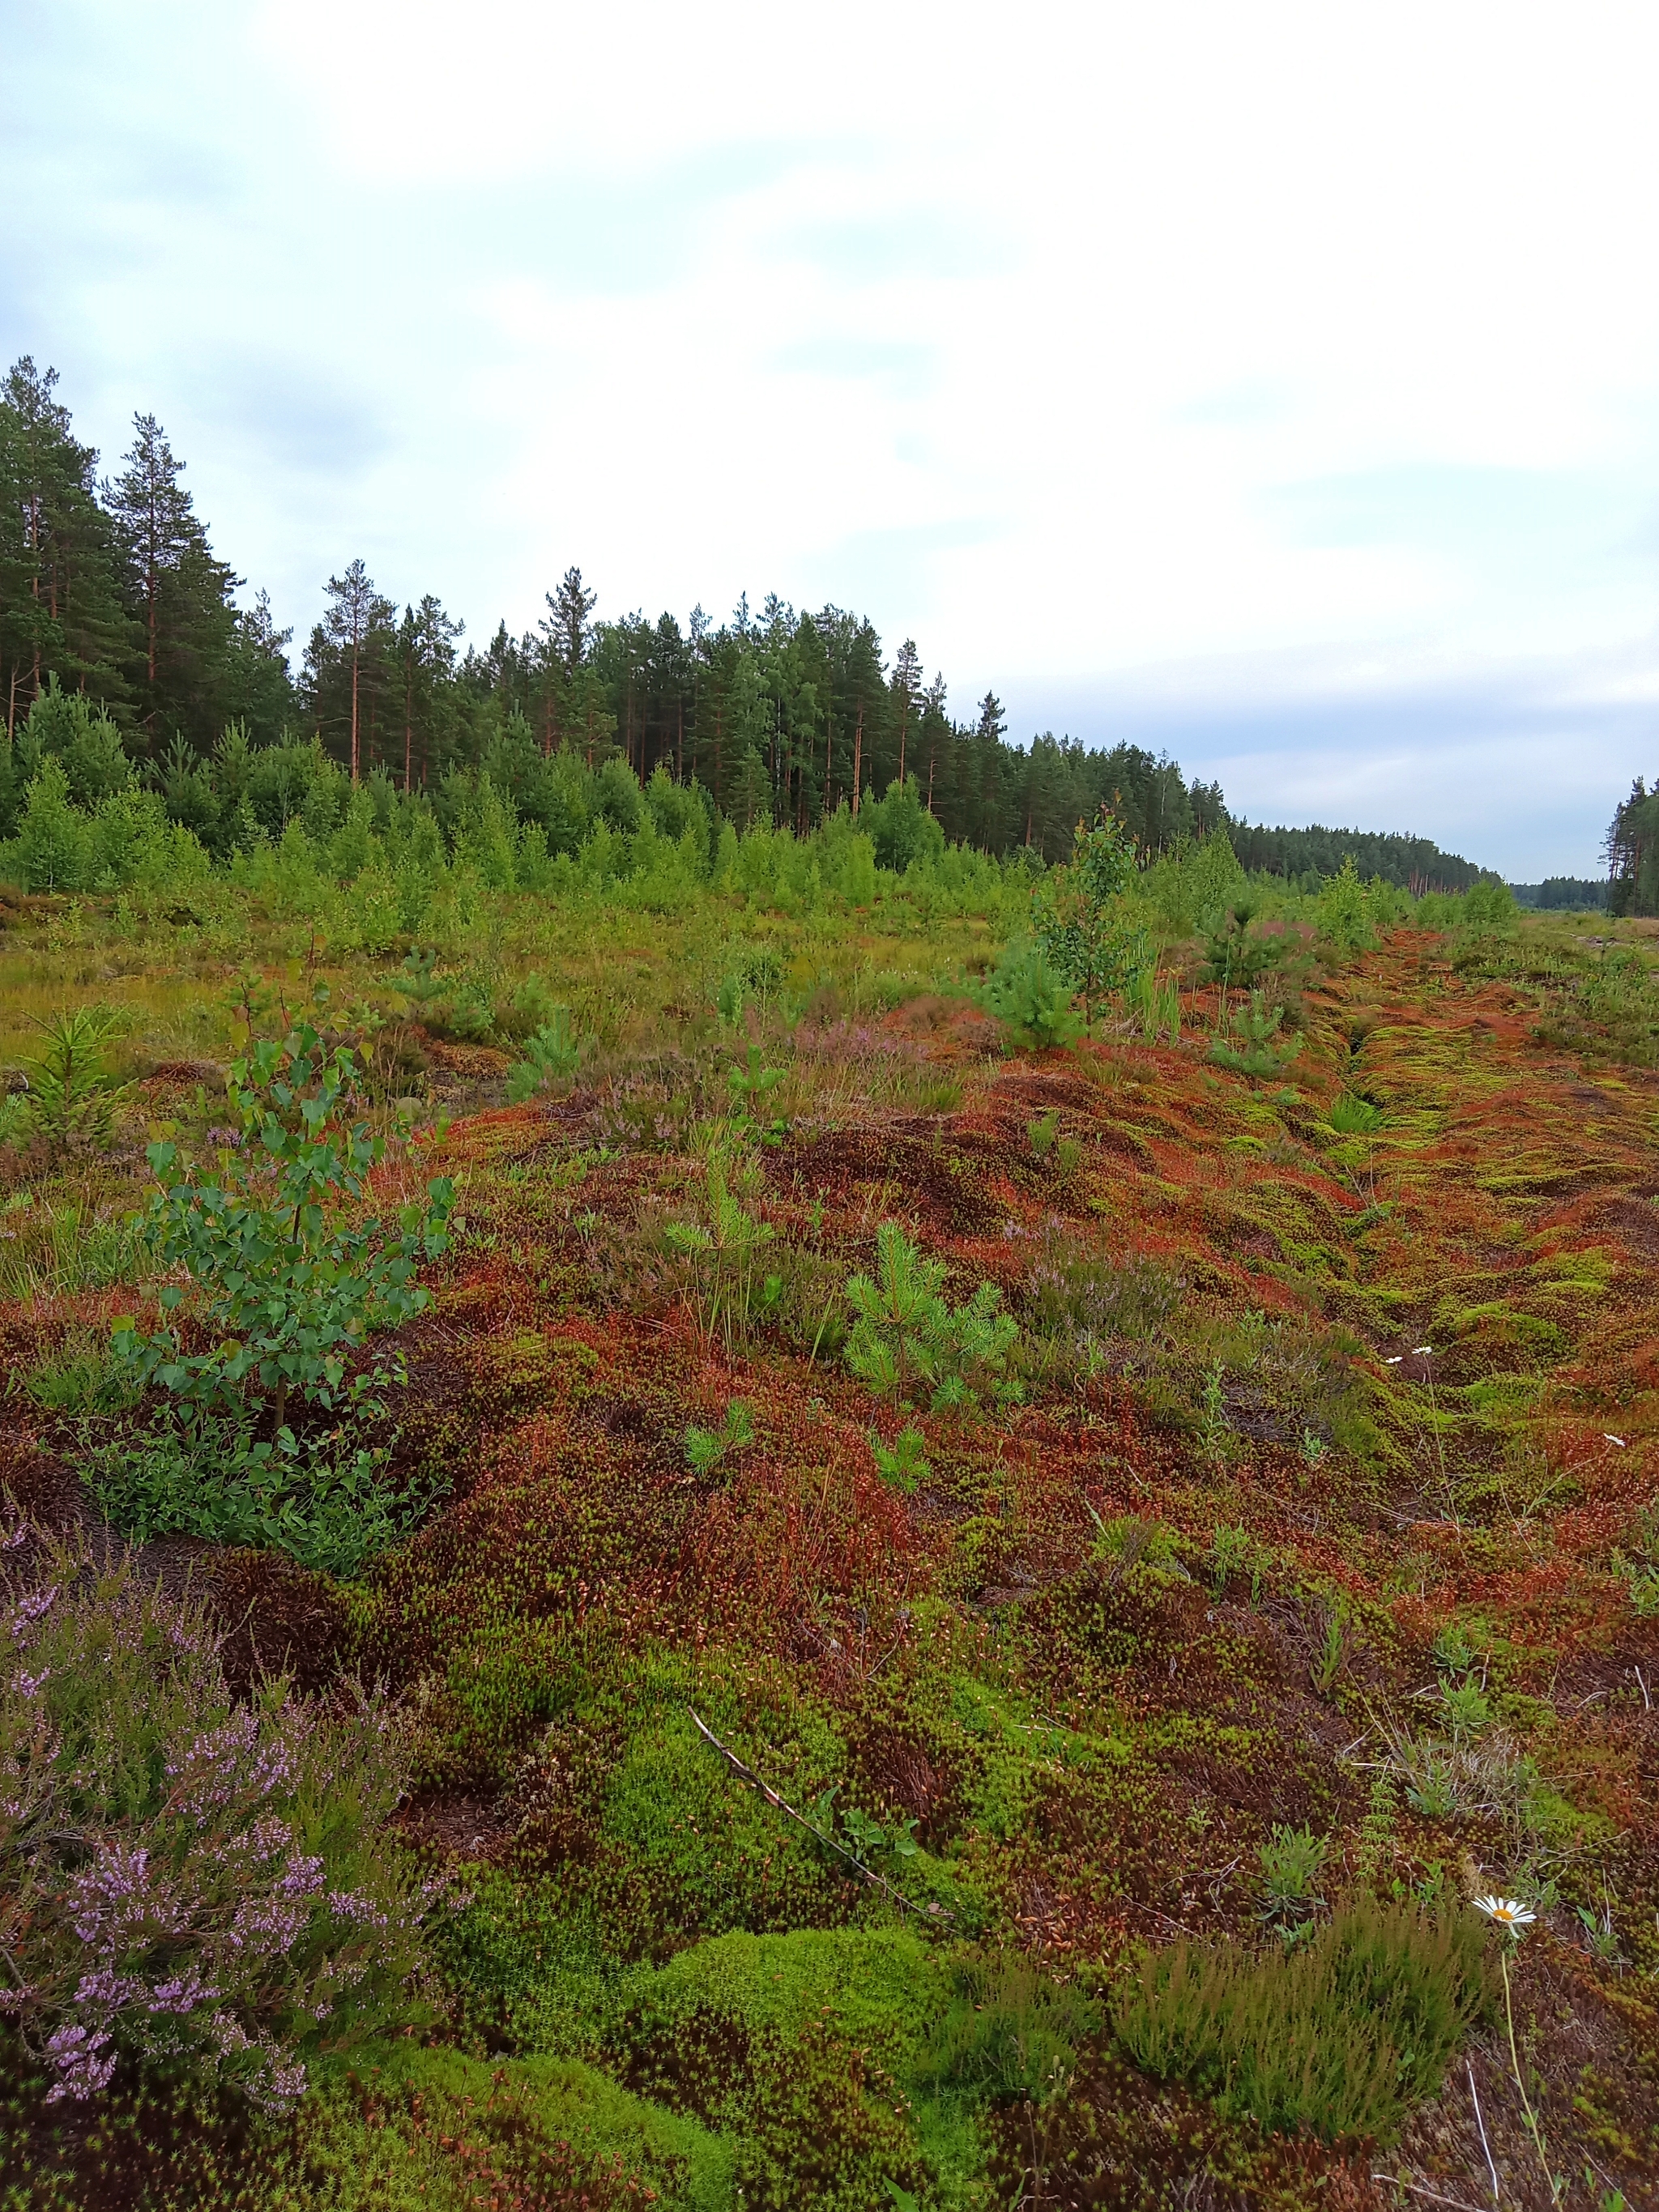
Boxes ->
[2,831,1657,2212]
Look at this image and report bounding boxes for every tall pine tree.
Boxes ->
[107,412,240,752]
[0,358,132,736]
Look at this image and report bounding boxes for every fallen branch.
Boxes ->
[686,1706,949,1922]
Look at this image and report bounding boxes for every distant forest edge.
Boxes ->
[0,353,1514,893]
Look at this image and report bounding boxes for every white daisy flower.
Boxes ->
[1473,1894,1535,1931]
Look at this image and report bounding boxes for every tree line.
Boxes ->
[2,353,1491,886]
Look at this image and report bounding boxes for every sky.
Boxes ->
[3,0,1657,878]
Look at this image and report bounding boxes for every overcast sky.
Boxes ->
[4,1,1657,876]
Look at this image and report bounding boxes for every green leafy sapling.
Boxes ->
[1031,808,1149,1029]
[112,1020,454,1431]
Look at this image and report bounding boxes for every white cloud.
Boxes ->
[3,0,1657,872]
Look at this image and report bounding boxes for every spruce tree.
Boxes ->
[106,412,240,752]
[395,595,463,788]
[891,637,921,786]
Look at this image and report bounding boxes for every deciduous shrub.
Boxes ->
[0,1512,437,2109]
[1031,812,1149,1026]
[112,1018,454,1428]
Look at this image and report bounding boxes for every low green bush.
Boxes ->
[916,1950,1100,2105]
[1114,1895,1489,2142]
[111,1016,454,1430]
[975,938,1079,1048]
[84,1406,444,1580]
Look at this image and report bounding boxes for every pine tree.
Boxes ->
[971,691,1009,850]
[314,560,395,782]
[891,637,921,786]
[0,358,133,734]
[221,589,296,745]
[106,412,240,751]
[544,566,596,680]
[396,595,463,789]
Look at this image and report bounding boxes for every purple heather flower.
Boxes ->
[45,2023,116,2101]
[9,1585,59,1639]
[148,1971,220,2015]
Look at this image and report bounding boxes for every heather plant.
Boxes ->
[1115,1896,1488,2142]
[1026,1240,1188,1349]
[0,1512,436,2110]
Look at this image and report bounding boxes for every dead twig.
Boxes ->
[1467,2060,1500,2206]
[686,1706,949,1922]
[1370,2180,1489,2212]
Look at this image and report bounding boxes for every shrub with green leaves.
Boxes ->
[1115,1897,1489,2142]
[112,1019,454,1430]
[1030,811,1149,1026]
[0,1512,437,2110]
[84,1406,444,1579]
[843,1221,1017,1411]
